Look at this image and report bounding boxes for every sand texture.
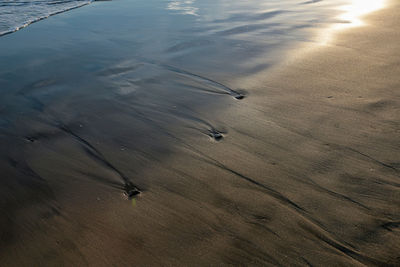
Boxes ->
[0,1,399,266]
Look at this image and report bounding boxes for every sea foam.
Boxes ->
[0,0,93,36]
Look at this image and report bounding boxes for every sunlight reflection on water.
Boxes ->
[167,0,199,16]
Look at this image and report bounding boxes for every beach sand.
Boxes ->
[0,1,399,266]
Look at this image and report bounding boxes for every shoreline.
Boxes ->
[0,1,94,37]
[0,0,399,265]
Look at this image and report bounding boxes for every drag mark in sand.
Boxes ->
[114,98,228,142]
[125,59,247,100]
[17,88,142,198]
[56,123,141,198]
[160,63,246,100]
[381,221,400,231]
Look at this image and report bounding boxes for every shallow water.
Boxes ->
[0,0,355,97]
[0,0,381,135]
[0,0,358,178]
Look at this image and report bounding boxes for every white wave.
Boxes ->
[0,0,93,36]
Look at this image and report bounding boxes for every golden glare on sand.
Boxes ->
[319,0,386,44]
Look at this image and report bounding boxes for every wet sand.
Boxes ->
[1,0,399,266]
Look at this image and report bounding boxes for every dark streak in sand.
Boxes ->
[56,123,141,198]
[382,221,400,231]
[144,59,247,100]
